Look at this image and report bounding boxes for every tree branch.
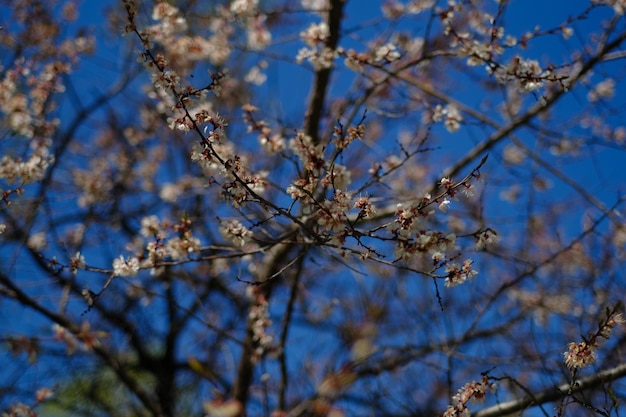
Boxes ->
[473,363,626,417]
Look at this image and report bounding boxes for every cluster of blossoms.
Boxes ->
[3,388,53,417]
[336,41,401,73]
[442,375,496,417]
[474,229,498,250]
[297,21,337,70]
[242,104,286,152]
[437,1,566,96]
[489,56,547,93]
[333,120,365,150]
[113,255,141,277]
[288,132,325,174]
[0,139,54,185]
[191,138,268,208]
[219,219,251,247]
[227,0,272,50]
[112,215,201,277]
[52,322,106,354]
[247,287,273,364]
[382,0,435,18]
[301,0,327,10]
[432,104,463,133]
[444,259,478,287]
[144,2,233,68]
[317,190,352,244]
[564,307,624,370]
[390,196,460,261]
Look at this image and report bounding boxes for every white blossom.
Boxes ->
[113,256,140,277]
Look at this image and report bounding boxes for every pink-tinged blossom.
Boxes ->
[35,387,54,402]
[442,376,496,417]
[564,340,598,369]
[475,229,498,250]
[353,196,377,219]
[564,310,624,369]
[444,259,477,287]
[341,48,368,73]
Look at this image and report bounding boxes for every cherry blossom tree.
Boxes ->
[1,0,626,416]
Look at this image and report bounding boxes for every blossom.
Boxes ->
[166,236,200,259]
[113,256,140,277]
[564,340,597,369]
[444,259,477,287]
[140,215,163,238]
[220,219,251,247]
[230,0,258,15]
[439,198,451,212]
[373,43,400,62]
[475,229,498,250]
[318,190,352,234]
[442,376,496,417]
[300,22,329,47]
[432,105,463,133]
[244,63,267,85]
[587,78,615,102]
[246,15,272,50]
[564,309,624,369]
[323,164,352,190]
[353,196,376,219]
[70,252,86,274]
[301,0,327,10]
[439,177,453,188]
[35,387,54,402]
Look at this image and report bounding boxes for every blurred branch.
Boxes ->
[0,271,165,417]
[304,0,345,144]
